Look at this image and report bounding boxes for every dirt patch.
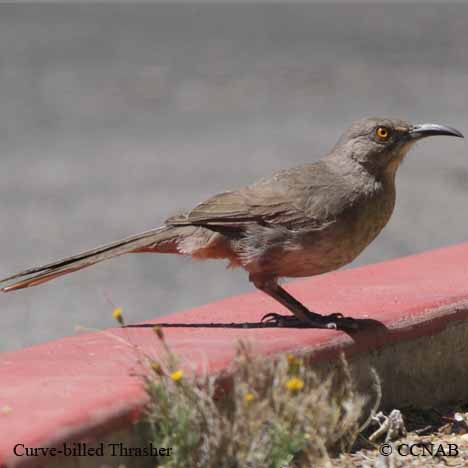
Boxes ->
[334,404,468,467]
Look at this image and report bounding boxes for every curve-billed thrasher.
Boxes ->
[0,118,463,330]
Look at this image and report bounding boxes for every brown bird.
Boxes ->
[0,118,463,330]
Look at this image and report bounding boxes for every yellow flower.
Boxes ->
[287,354,302,367]
[170,370,183,382]
[286,377,304,392]
[244,392,255,402]
[112,307,124,325]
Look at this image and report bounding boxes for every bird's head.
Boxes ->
[331,117,463,178]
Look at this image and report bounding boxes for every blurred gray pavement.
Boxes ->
[0,4,467,350]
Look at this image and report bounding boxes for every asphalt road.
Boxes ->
[1,4,467,350]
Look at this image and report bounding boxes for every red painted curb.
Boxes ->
[1,242,468,467]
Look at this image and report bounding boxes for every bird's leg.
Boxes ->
[261,283,342,329]
[250,275,356,330]
[261,283,329,327]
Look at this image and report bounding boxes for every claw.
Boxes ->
[261,312,306,327]
[261,311,360,331]
[327,312,344,319]
[261,312,280,323]
[261,312,300,326]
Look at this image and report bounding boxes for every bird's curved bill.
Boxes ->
[409,123,464,139]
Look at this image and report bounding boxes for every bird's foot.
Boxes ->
[261,312,359,330]
[261,312,324,328]
[324,313,360,330]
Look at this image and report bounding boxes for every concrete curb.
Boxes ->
[1,242,468,467]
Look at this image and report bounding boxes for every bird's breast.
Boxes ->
[308,181,395,273]
[248,180,396,279]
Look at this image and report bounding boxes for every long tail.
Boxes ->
[0,225,181,292]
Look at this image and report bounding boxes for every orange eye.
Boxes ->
[376,127,390,140]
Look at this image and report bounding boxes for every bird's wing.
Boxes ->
[167,163,340,230]
[167,190,300,227]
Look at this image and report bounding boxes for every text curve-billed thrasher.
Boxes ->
[0,118,463,330]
